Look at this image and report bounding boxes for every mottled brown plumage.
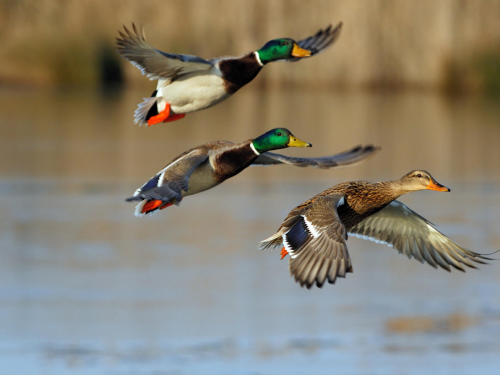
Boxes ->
[260,170,495,289]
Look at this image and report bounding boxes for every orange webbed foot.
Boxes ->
[159,198,182,210]
[159,202,174,210]
[141,198,183,214]
[147,103,171,126]
[141,200,163,214]
[163,113,186,123]
[280,247,289,260]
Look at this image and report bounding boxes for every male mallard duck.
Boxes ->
[116,23,342,126]
[260,170,497,289]
[126,128,379,216]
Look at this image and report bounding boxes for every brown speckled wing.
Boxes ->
[258,185,349,252]
[252,145,380,169]
[279,195,353,288]
[349,200,492,271]
[116,24,213,82]
[287,22,343,62]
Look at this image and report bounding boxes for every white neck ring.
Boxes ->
[250,142,260,155]
[254,51,263,66]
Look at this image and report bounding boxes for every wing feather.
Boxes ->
[252,145,380,168]
[285,195,352,288]
[349,200,492,272]
[116,24,214,82]
[287,22,343,62]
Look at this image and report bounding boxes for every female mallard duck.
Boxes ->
[116,23,342,126]
[260,170,496,289]
[126,128,379,216]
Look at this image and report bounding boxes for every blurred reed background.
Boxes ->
[1,0,500,93]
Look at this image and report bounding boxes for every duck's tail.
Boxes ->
[134,90,159,126]
[126,166,186,217]
[259,230,285,250]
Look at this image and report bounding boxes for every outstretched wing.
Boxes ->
[349,200,492,271]
[116,24,214,82]
[287,22,343,62]
[126,149,209,205]
[252,144,379,169]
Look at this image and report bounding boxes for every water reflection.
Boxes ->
[0,87,499,374]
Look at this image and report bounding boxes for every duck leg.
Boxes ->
[163,113,186,123]
[147,102,171,126]
[147,102,187,126]
[139,198,183,215]
[160,198,183,210]
[281,247,289,260]
[140,199,164,213]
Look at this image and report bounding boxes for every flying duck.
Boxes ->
[116,23,342,126]
[260,170,497,288]
[126,128,378,216]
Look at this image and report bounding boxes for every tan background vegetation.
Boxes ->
[1,0,500,92]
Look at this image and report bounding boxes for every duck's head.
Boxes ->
[256,38,312,64]
[252,128,311,154]
[398,170,450,193]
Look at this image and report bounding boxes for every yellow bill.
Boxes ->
[288,135,312,148]
[291,43,312,58]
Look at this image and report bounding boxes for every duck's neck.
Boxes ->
[254,51,264,66]
[357,181,406,207]
[383,179,417,197]
[219,52,263,94]
[251,135,279,155]
[250,141,261,155]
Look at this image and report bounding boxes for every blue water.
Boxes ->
[0,88,499,374]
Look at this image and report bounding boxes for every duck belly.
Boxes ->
[157,70,230,114]
[182,161,220,197]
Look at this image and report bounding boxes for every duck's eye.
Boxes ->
[281,41,288,46]
[276,132,282,136]
[417,174,422,178]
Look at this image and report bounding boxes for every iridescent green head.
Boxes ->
[256,38,312,64]
[251,128,312,154]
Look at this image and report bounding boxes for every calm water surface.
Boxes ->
[0,87,500,374]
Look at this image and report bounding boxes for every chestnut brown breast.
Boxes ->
[218,53,262,94]
[213,142,259,182]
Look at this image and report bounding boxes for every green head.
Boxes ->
[256,38,312,64]
[251,128,312,154]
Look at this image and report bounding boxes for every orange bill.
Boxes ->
[426,180,450,192]
[291,43,312,58]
